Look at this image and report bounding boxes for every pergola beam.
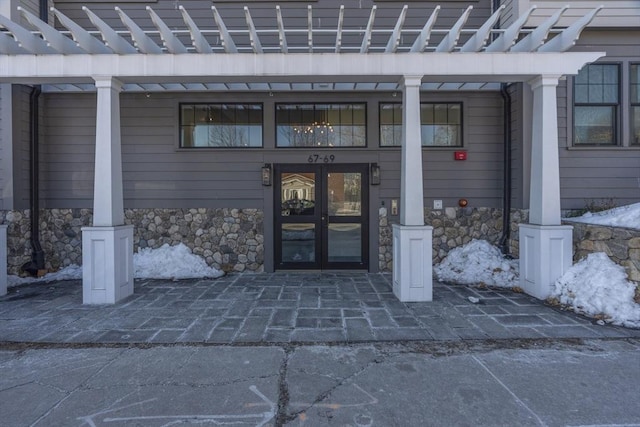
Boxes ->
[0,52,604,83]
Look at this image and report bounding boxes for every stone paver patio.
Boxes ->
[1,272,638,344]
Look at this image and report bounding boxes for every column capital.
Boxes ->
[399,75,423,88]
[528,74,562,90]
[92,76,124,92]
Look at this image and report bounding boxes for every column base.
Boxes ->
[0,225,7,296]
[392,224,433,302]
[519,224,573,300]
[82,225,134,304]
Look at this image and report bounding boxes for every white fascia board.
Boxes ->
[0,52,606,84]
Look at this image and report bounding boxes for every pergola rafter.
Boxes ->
[0,4,602,56]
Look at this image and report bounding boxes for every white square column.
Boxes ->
[0,224,7,296]
[82,76,133,304]
[392,75,433,302]
[519,75,572,300]
[393,224,433,301]
[82,225,133,304]
[519,224,572,299]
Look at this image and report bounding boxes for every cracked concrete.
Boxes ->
[2,339,638,426]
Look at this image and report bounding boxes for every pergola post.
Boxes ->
[392,75,433,302]
[519,75,573,300]
[81,76,134,304]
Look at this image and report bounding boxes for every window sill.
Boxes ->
[59,0,158,3]
[379,146,465,150]
[176,147,265,151]
[566,145,640,150]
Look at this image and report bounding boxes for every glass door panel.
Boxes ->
[323,164,368,269]
[328,223,362,263]
[281,223,316,263]
[281,172,316,216]
[327,172,362,216]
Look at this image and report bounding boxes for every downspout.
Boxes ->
[21,1,48,275]
[499,83,512,255]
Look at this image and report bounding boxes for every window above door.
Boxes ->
[276,103,366,148]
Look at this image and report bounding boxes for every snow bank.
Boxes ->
[566,202,640,230]
[133,243,224,280]
[434,239,518,288]
[7,243,224,287]
[7,264,82,287]
[552,252,640,328]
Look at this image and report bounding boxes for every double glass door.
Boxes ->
[275,164,369,270]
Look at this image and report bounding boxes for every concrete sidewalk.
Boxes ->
[1,338,639,426]
[1,272,638,344]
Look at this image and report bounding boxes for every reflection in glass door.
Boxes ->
[275,164,369,270]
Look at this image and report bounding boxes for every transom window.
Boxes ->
[180,103,263,148]
[276,103,366,147]
[573,63,619,145]
[380,103,462,147]
[631,63,640,145]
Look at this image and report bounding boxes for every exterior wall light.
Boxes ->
[370,163,381,185]
[261,163,272,186]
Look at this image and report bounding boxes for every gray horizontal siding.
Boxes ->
[498,0,517,27]
[379,92,504,208]
[525,1,640,28]
[11,85,32,211]
[556,30,640,209]
[508,83,525,210]
[41,90,505,210]
[0,84,6,210]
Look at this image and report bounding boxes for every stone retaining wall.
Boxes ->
[378,207,527,272]
[566,221,640,284]
[8,208,637,283]
[0,208,264,275]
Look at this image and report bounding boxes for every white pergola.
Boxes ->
[0,4,604,303]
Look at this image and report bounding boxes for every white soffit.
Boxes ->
[0,3,606,91]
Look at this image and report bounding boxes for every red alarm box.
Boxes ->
[454,151,467,161]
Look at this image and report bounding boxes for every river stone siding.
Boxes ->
[378,207,527,272]
[0,208,264,275]
[565,221,640,285]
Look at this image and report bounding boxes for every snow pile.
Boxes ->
[566,202,640,230]
[7,243,224,287]
[434,239,519,288]
[7,264,82,287]
[134,243,224,279]
[552,252,640,328]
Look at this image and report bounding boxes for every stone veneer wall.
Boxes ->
[566,221,640,284]
[378,207,528,272]
[0,208,264,275]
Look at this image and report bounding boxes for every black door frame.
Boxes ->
[274,163,369,270]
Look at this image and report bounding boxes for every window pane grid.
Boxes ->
[573,64,619,145]
[180,103,263,148]
[632,64,640,145]
[276,103,366,147]
[380,102,462,147]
